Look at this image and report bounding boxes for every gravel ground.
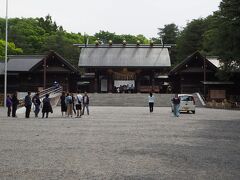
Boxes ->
[0,107,240,180]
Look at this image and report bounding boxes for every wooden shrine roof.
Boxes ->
[79,47,171,68]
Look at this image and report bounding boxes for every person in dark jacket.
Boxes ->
[6,95,12,117]
[82,91,90,115]
[71,93,76,115]
[11,92,19,118]
[60,92,67,117]
[172,94,180,117]
[42,94,53,118]
[32,92,41,117]
[24,91,32,118]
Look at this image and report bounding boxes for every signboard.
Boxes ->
[209,90,226,99]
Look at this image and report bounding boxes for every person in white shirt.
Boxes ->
[148,92,155,113]
[75,91,83,118]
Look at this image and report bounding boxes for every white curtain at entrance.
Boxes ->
[114,80,135,88]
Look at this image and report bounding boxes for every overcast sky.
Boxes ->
[0,0,221,38]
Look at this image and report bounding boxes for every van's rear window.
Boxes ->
[180,96,193,101]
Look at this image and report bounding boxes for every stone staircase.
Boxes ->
[85,93,206,107]
[88,93,175,107]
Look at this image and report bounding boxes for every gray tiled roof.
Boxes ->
[7,55,45,72]
[79,48,171,67]
[0,62,5,75]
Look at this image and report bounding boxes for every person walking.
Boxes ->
[32,92,41,117]
[6,95,12,117]
[24,92,32,118]
[11,92,19,118]
[65,93,73,117]
[82,92,90,115]
[42,94,53,118]
[148,92,155,113]
[172,94,180,117]
[75,91,82,118]
[60,92,67,116]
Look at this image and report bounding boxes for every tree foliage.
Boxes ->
[157,23,179,65]
[94,30,149,44]
[0,39,23,60]
[158,23,179,44]
[0,16,149,65]
[204,0,240,70]
[176,19,209,62]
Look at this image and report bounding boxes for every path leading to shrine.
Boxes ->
[0,107,240,179]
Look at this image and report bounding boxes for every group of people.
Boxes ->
[60,91,90,118]
[7,90,181,118]
[6,91,53,118]
[24,92,53,118]
[148,93,181,117]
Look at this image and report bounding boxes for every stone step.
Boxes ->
[87,93,175,107]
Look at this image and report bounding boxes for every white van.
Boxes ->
[172,94,196,114]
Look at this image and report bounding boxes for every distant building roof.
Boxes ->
[7,55,45,72]
[0,62,4,75]
[7,52,78,73]
[169,51,218,75]
[207,57,221,68]
[79,47,171,68]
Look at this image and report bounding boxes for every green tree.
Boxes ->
[94,30,149,44]
[176,19,208,62]
[158,23,179,44]
[37,15,58,34]
[94,31,115,44]
[157,23,179,65]
[6,18,45,54]
[0,39,23,60]
[41,31,84,66]
[204,0,240,70]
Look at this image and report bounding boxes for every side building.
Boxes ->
[169,51,240,100]
[2,51,79,93]
[78,45,171,93]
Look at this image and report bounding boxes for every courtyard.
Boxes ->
[0,107,240,179]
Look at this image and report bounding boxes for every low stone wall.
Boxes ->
[206,99,240,110]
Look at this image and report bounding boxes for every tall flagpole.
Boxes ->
[4,0,8,107]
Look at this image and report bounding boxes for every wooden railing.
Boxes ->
[18,86,63,108]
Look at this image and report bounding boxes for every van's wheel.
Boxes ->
[192,110,195,114]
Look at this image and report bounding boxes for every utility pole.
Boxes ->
[203,56,207,98]
[4,0,8,107]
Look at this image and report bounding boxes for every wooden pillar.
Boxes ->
[151,70,155,92]
[93,69,98,93]
[43,58,46,89]
[94,78,98,93]
[108,71,113,93]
